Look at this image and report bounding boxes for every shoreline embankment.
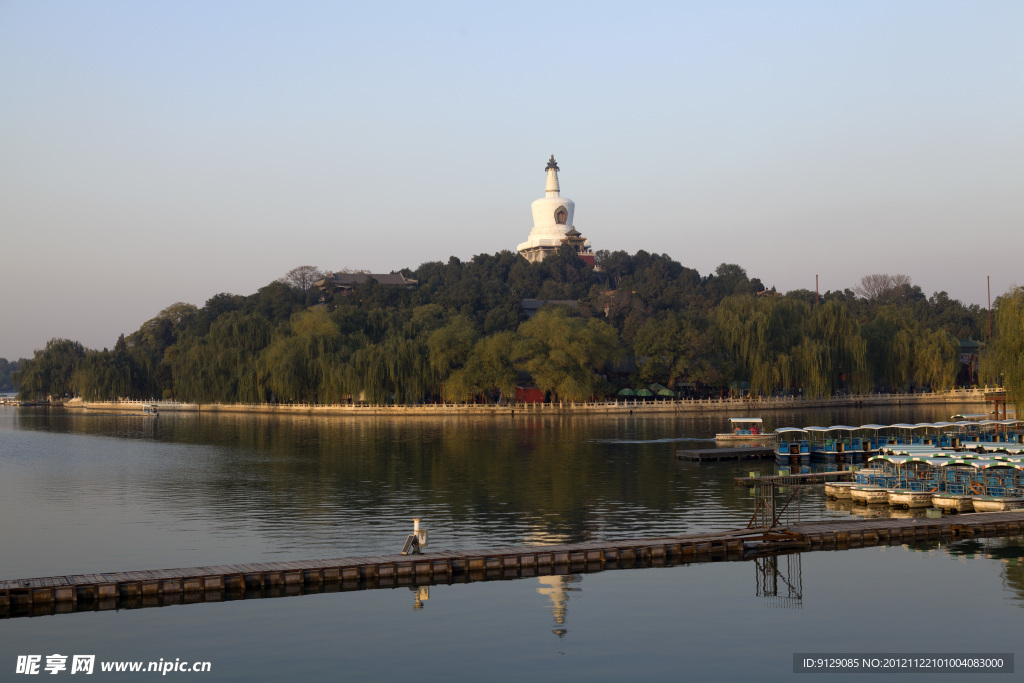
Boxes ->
[62,388,1000,417]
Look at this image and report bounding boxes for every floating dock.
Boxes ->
[676,446,775,461]
[733,471,855,486]
[4,511,1024,620]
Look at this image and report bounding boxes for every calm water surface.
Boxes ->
[1,405,1021,681]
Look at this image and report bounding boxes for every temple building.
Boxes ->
[315,271,418,297]
[517,156,594,265]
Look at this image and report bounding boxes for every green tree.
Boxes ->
[0,357,23,392]
[15,339,86,399]
[913,328,959,391]
[170,310,273,402]
[988,287,1024,411]
[427,315,479,378]
[632,312,705,387]
[516,308,623,402]
[258,308,345,403]
[443,331,519,403]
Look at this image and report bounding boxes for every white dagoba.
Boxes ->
[517,155,587,263]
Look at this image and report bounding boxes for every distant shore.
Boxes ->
[61,388,999,417]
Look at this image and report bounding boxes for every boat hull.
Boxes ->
[851,486,888,505]
[824,482,858,499]
[971,496,1024,512]
[887,489,933,508]
[931,494,974,513]
[716,433,775,442]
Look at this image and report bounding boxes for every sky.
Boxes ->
[1,0,1021,360]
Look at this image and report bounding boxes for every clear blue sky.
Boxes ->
[1,0,1021,359]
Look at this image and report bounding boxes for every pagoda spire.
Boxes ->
[545,155,560,196]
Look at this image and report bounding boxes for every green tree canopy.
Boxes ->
[516,308,623,402]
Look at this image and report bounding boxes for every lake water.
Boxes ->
[1,404,1021,681]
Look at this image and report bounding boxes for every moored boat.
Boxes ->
[850,485,888,505]
[716,417,773,442]
[971,495,1024,512]
[775,428,810,463]
[824,481,858,499]
[886,489,933,508]
[931,493,974,513]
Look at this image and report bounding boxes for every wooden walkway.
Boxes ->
[3,511,1023,620]
[676,446,775,461]
[734,471,855,485]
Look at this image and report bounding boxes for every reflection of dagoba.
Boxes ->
[411,586,429,610]
[517,156,594,265]
[537,575,582,638]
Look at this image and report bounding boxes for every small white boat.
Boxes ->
[971,496,1024,512]
[886,489,933,508]
[850,486,889,505]
[931,493,974,513]
[716,418,773,442]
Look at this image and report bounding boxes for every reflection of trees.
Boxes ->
[1001,558,1024,605]
[942,537,1024,606]
[21,411,754,547]
[15,405,989,552]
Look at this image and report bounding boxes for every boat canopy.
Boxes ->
[951,414,987,420]
[981,461,1024,471]
[775,427,808,435]
[728,418,763,424]
[940,459,982,468]
[887,449,948,458]
[906,456,949,466]
[775,420,1024,434]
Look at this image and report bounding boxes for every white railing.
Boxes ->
[73,387,1003,413]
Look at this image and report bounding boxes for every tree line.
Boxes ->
[14,246,1018,406]
[0,357,24,393]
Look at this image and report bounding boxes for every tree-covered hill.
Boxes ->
[16,247,1012,406]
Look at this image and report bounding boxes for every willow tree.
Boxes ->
[170,311,272,403]
[15,338,86,399]
[862,308,920,390]
[349,333,435,404]
[713,296,810,395]
[257,308,346,403]
[806,300,870,395]
[913,328,959,391]
[989,287,1024,410]
[713,296,868,397]
[71,350,133,400]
